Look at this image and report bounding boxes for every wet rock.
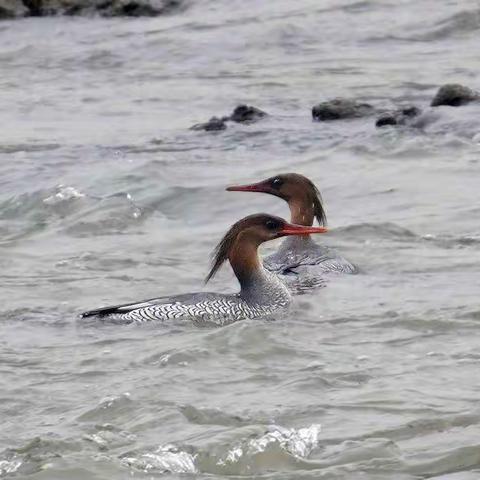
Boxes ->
[228,104,267,123]
[17,0,184,17]
[376,105,421,127]
[22,0,42,15]
[399,105,421,118]
[375,114,397,127]
[0,0,29,18]
[312,98,375,121]
[431,84,480,107]
[190,117,227,132]
[191,104,267,131]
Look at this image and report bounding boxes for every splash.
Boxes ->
[219,424,321,466]
[121,424,321,475]
[43,185,85,205]
[121,444,196,473]
[0,457,22,475]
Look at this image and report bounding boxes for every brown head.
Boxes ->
[205,213,327,285]
[226,173,326,227]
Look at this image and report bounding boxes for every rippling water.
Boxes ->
[1,0,480,478]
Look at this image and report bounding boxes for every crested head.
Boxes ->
[205,214,286,284]
[205,213,327,283]
[227,173,327,227]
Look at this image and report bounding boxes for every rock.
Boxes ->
[22,0,42,15]
[312,98,375,121]
[17,0,184,17]
[190,104,267,131]
[190,117,228,132]
[400,105,421,117]
[376,114,398,127]
[228,104,267,123]
[376,105,421,127]
[0,0,29,17]
[431,84,480,107]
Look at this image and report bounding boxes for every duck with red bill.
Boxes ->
[81,214,327,325]
[227,173,357,283]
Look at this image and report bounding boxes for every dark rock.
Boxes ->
[190,104,266,131]
[375,114,397,127]
[312,98,375,121]
[22,0,42,15]
[431,84,480,107]
[0,0,29,17]
[17,0,184,17]
[401,105,421,117]
[97,0,183,17]
[376,105,421,127]
[190,117,227,132]
[228,104,267,123]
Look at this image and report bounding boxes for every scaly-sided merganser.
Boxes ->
[81,214,327,325]
[227,173,356,277]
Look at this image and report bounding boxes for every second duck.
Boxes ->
[227,173,357,278]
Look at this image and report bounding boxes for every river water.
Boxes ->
[1,0,480,478]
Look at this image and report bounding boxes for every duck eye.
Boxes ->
[265,219,280,230]
[270,177,283,189]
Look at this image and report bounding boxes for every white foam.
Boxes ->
[43,185,85,205]
[219,424,321,466]
[0,458,22,475]
[99,392,131,409]
[122,444,196,474]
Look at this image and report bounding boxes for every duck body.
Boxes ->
[264,235,357,276]
[81,214,326,324]
[82,270,291,325]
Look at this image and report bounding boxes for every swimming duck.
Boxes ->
[81,213,327,324]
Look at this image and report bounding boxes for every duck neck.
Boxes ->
[229,237,289,304]
[229,239,262,289]
[288,196,314,227]
[278,232,316,253]
[282,197,317,251]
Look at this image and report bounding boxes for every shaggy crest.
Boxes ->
[306,177,327,227]
[205,214,284,283]
[279,173,327,227]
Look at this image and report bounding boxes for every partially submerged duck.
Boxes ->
[227,173,356,277]
[81,214,327,325]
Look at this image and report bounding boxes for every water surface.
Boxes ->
[1,0,480,478]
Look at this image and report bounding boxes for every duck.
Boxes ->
[81,213,327,325]
[227,173,356,279]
